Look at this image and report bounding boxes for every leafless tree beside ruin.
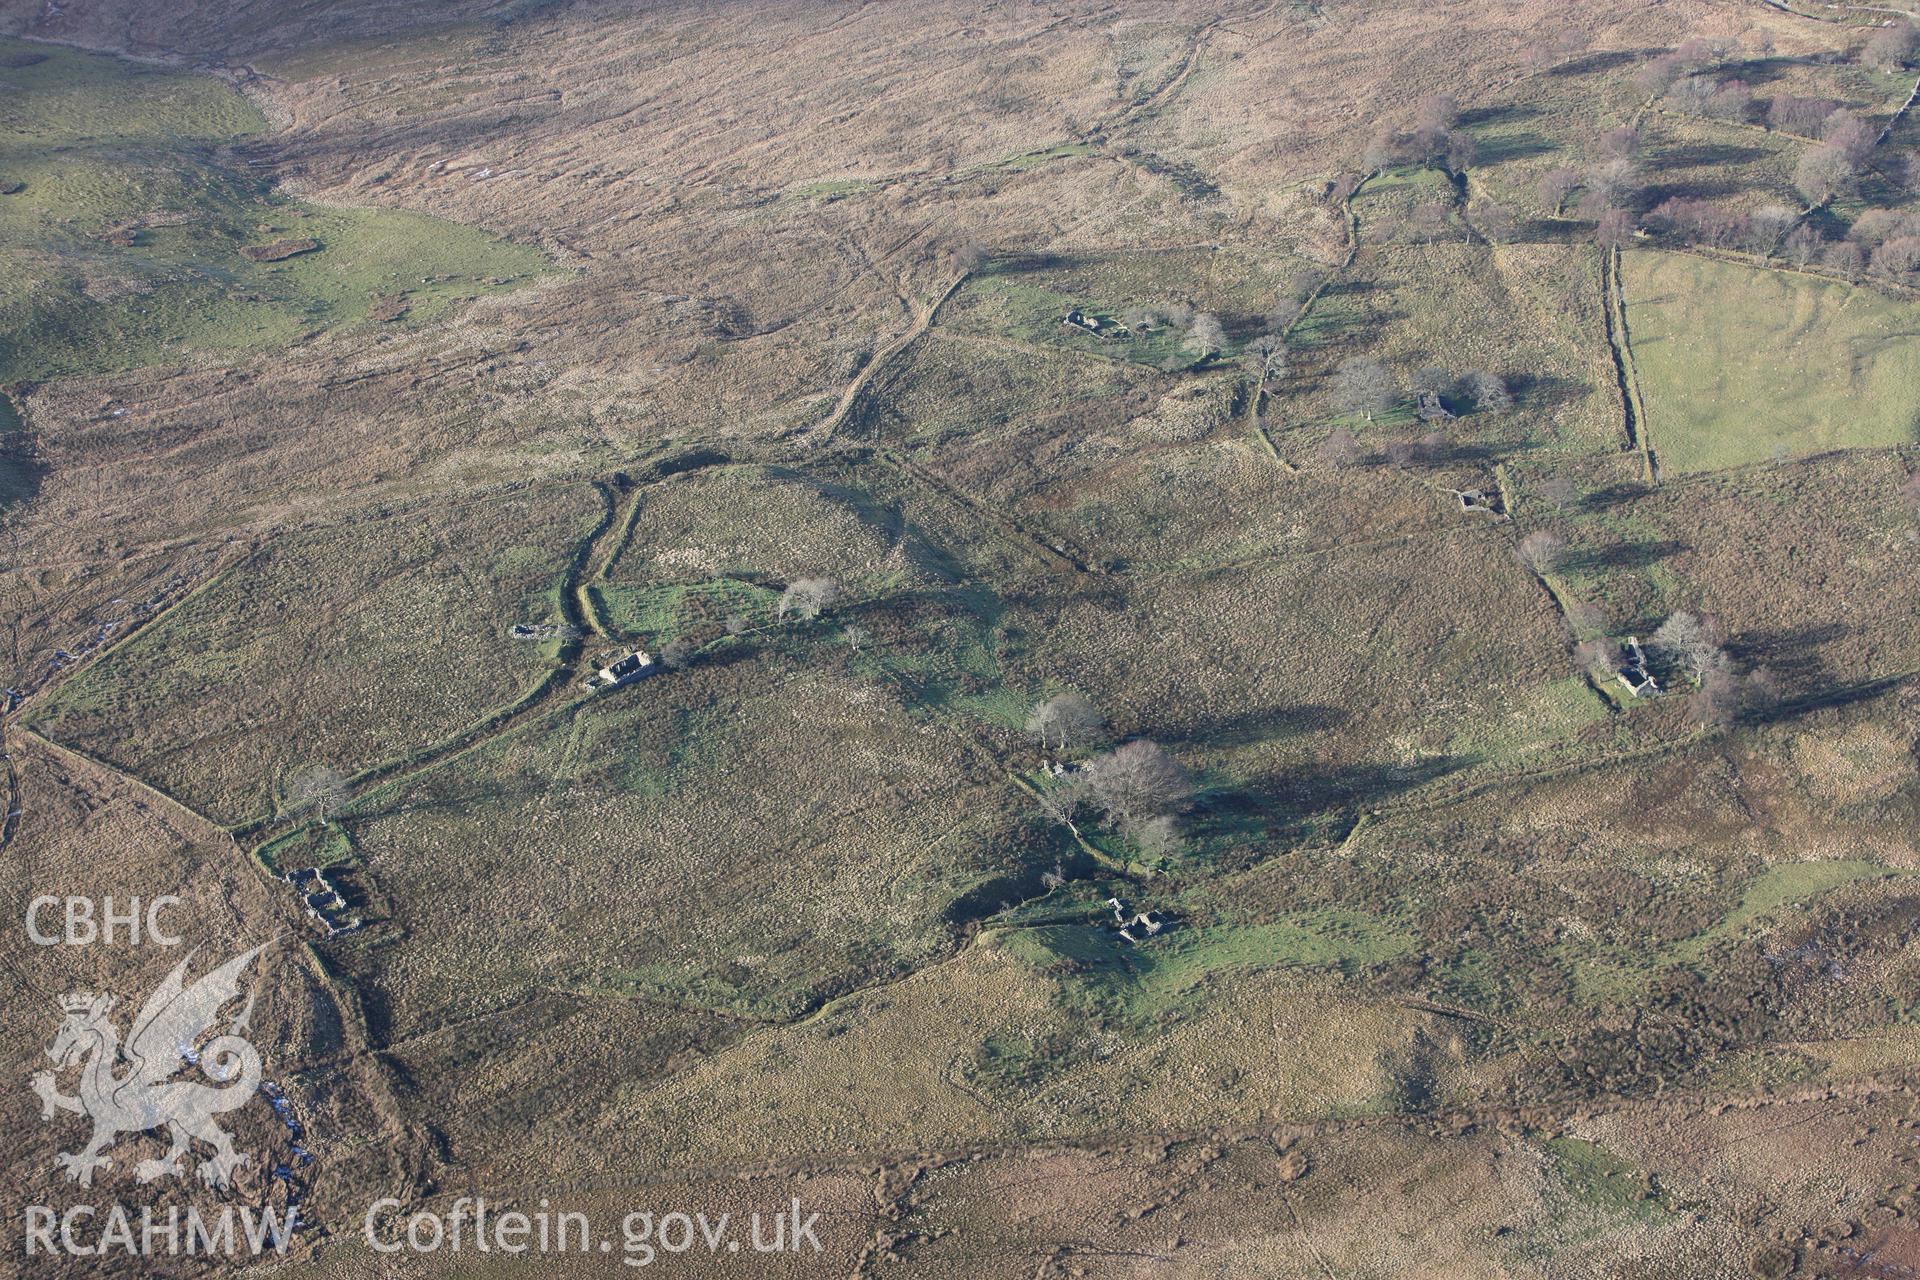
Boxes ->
[1329,355,1397,421]
[1082,740,1194,829]
[661,637,697,669]
[1649,611,1726,684]
[286,765,350,825]
[1026,692,1106,752]
[1865,22,1919,75]
[1035,774,1092,836]
[1573,637,1619,679]
[1182,313,1227,359]
[1462,369,1512,414]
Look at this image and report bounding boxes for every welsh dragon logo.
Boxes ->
[30,944,268,1189]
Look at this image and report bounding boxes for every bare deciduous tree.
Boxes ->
[1633,53,1685,98]
[1516,529,1566,573]
[1329,355,1398,421]
[1649,611,1725,683]
[1242,333,1289,388]
[1782,223,1823,267]
[1182,312,1227,359]
[1666,74,1718,117]
[776,576,839,621]
[1035,774,1093,836]
[661,636,697,669]
[843,624,871,652]
[1462,369,1512,413]
[1538,167,1581,215]
[1083,740,1194,828]
[1128,813,1185,860]
[1266,296,1304,332]
[1865,21,1919,74]
[1826,239,1866,280]
[1026,692,1106,752]
[286,765,350,825]
[1597,125,1640,161]
[1573,637,1620,679]
[1595,206,1635,249]
[1794,145,1857,204]
[1768,94,1842,137]
[1822,110,1876,165]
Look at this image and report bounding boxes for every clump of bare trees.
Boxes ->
[1648,611,1724,683]
[1035,738,1195,858]
[1083,740,1193,828]
[1767,94,1844,137]
[1026,692,1106,752]
[1521,27,1590,74]
[1864,21,1919,75]
[1644,198,1796,254]
[1644,610,1776,723]
[1795,141,1861,205]
[1364,94,1476,175]
[776,576,839,621]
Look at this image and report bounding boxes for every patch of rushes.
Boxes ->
[592,578,780,643]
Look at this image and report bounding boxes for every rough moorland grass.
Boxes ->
[1624,249,1920,473]
[0,39,546,381]
[24,486,600,825]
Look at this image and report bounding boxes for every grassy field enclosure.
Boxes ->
[1625,250,1920,472]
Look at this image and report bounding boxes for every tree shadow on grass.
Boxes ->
[1156,703,1348,750]
[1558,539,1688,574]
[1579,481,1655,511]
[1217,754,1478,839]
[1727,621,1849,689]
[1546,50,1637,77]
[1650,142,1776,171]
[1473,131,1559,166]
[1460,104,1543,127]
[1509,373,1593,413]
